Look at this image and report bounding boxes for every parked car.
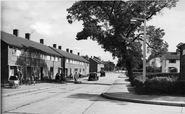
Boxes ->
[88,72,99,81]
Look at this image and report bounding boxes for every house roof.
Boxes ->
[177,43,185,49]
[50,47,89,63]
[91,58,104,64]
[103,61,115,66]
[1,31,61,57]
[164,52,180,60]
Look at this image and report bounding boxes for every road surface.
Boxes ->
[2,72,184,114]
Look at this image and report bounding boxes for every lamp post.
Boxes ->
[131,17,146,82]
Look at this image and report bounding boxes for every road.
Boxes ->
[2,72,184,114]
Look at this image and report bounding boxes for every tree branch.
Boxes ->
[126,33,143,46]
[110,1,116,17]
[146,2,168,20]
[137,37,155,49]
[98,3,112,21]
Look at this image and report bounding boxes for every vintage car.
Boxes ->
[9,75,19,88]
[88,72,99,81]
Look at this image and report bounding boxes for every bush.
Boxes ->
[131,76,146,94]
[132,76,185,95]
[146,73,179,79]
[145,77,175,94]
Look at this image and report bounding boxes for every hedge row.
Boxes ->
[131,76,185,95]
[132,72,179,80]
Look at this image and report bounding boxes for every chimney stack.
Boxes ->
[40,39,44,44]
[53,44,57,48]
[25,33,30,40]
[13,29,19,37]
[66,48,69,52]
[77,52,80,56]
[70,50,73,53]
[58,46,62,50]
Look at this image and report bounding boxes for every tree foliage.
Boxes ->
[67,0,178,79]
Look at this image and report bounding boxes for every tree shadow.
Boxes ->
[67,93,129,105]
[79,82,112,86]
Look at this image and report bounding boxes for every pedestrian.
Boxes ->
[16,68,23,86]
[31,72,35,85]
[74,71,79,83]
[55,73,60,82]
[60,71,66,83]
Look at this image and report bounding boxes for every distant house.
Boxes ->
[89,56,104,72]
[161,52,180,73]
[103,61,115,71]
[177,43,185,80]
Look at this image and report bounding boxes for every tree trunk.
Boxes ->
[126,59,133,81]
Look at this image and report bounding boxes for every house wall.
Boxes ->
[180,46,185,80]
[89,59,97,72]
[97,64,104,72]
[1,42,9,84]
[65,59,89,77]
[162,59,180,73]
[1,42,62,83]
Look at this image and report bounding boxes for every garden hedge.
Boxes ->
[131,76,185,95]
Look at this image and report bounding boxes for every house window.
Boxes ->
[47,55,50,60]
[169,59,176,63]
[16,49,21,56]
[183,49,185,55]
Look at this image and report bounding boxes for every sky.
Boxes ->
[1,0,185,65]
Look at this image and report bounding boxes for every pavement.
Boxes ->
[101,74,185,107]
[2,73,185,107]
[1,76,87,97]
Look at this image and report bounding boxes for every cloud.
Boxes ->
[2,1,76,35]
[31,22,52,36]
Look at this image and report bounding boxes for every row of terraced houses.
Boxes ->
[1,29,115,84]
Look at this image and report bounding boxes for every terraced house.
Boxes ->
[1,29,89,84]
[50,45,89,77]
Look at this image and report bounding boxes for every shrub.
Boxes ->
[146,73,179,79]
[132,76,185,95]
[131,76,146,94]
[145,77,175,94]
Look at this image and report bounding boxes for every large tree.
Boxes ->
[67,0,178,80]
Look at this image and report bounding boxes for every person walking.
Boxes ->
[31,72,35,85]
[16,68,23,86]
[74,71,81,83]
[60,71,66,83]
[74,71,78,83]
[55,73,60,82]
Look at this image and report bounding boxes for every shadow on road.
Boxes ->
[67,93,129,105]
[79,82,112,86]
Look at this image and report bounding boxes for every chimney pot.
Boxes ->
[66,48,69,52]
[58,46,62,50]
[25,33,30,40]
[40,39,44,44]
[70,50,73,53]
[78,52,80,56]
[13,29,19,37]
[53,44,57,48]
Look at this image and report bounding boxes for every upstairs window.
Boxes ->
[169,59,176,63]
